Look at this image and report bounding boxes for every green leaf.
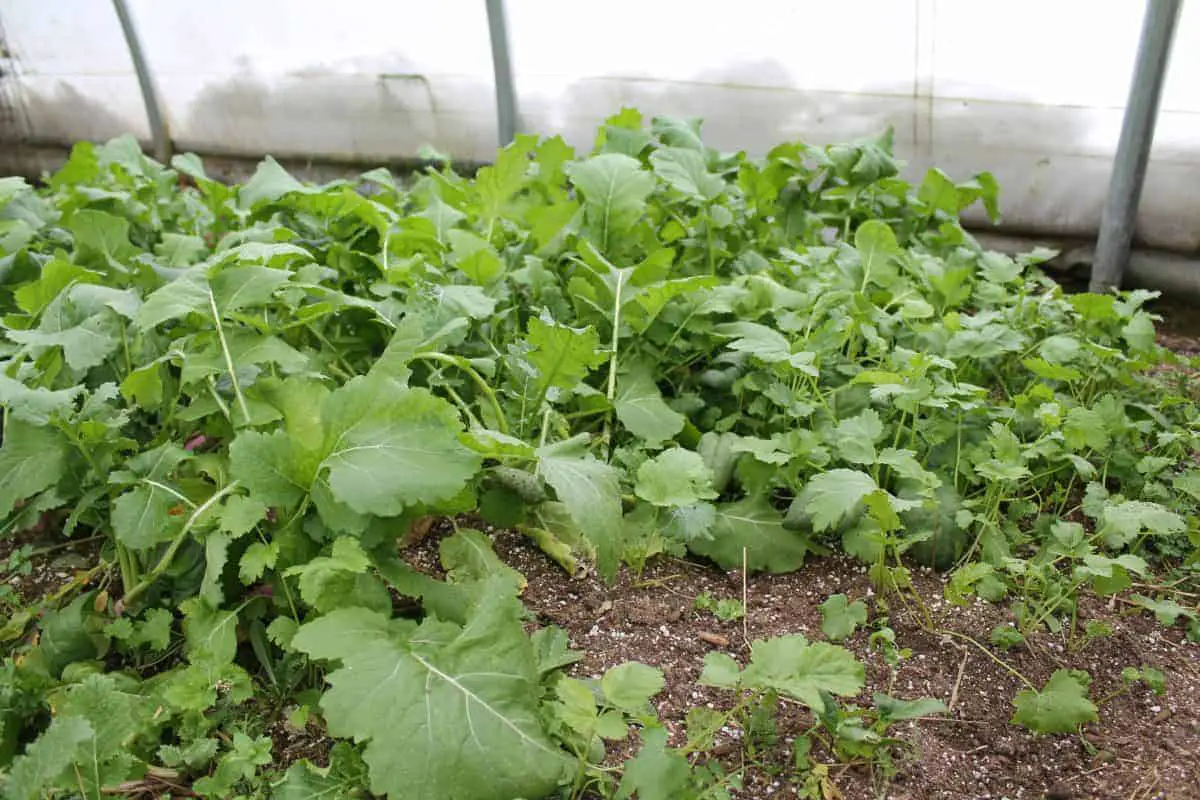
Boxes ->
[320,379,481,518]
[819,594,868,641]
[525,315,606,401]
[111,484,183,549]
[274,742,368,800]
[181,598,239,665]
[602,663,665,713]
[0,421,70,519]
[209,265,293,312]
[614,368,686,445]
[536,436,623,580]
[649,147,723,200]
[1098,501,1185,548]
[229,430,310,511]
[4,716,93,800]
[136,269,210,329]
[743,635,865,708]
[874,694,948,722]
[565,154,656,253]
[615,727,693,800]
[801,469,878,532]
[239,541,279,584]
[1011,670,1098,734]
[855,219,901,286]
[634,448,717,508]
[292,587,569,800]
[834,409,884,465]
[687,496,819,573]
[240,156,304,208]
[70,209,139,270]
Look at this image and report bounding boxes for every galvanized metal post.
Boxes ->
[485,0,520,147]
[1090,0,1182,293]
[111,0,171,163]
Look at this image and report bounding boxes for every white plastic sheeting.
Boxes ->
[1,0,1198,250]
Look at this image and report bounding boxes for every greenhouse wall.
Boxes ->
[1,0,1199,251]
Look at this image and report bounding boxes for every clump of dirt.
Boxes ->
[404,526,1200,800]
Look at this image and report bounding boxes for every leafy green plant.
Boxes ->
[0,107,1197,798]
[694,591,746,622]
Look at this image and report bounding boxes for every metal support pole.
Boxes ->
[1090,0,1182,293]
[485,0,520,147]
[111,0,171,163]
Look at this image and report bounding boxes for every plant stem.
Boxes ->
[409,352,508,434]
[206,289,252,425]
[936,629,1035,690]
[120,481,240,609]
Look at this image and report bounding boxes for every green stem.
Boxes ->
[120,481,240,609]
[206,289,252,425]
[409,352,508,434]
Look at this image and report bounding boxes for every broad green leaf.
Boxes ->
[801,469,878,532]
[739,635,865,709]
[70,209,139,270]
[634,448,717,508]
[649,147,722,200]
[601,662,665,712]
[834,409,884,464]
[111,484,182,549]
[475,142,529,226]
[855,219,901,286]
[274,742,368,800]
[1098,501,1185,548]
[614,727,692,800]
[536,435,623,580]
[136,269,210,329]
[525,315,606,401]
[0,373,82,425]
[565,154,656,253]
[1011,670,1097,734]
[4,716,93,800]
[687,496,819,573]
[209,265,292,312]
[292,588,569,800]
[0,421,70,519]
[819,594,868,641]
[229,430,311,511]
[614,368,685,445]
[181,598,239,665]
[320,379,481,518]
[240,156,304,208]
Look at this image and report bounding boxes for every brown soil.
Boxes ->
[406,525,1200,800]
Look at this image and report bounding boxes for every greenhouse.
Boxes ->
[1,1,1198,798]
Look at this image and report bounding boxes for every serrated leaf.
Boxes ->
[614,727,692,800]
[835,409,884,464]
[601,663,665,712]
[740,635,866,709]
[4,716,93,800]
[320,379,481,518]
[649,147,722,200]
[274,742,368,800]
[634,448,717,508]
[802,469,878,532]
[292,587,569,800]
[1011,670,1097,734]
[239,541,279,584]
[819,594,868,641]
[525,315,606,401]
[566,154,656,253]
[687,496,819,573]
[181,598,239,665]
